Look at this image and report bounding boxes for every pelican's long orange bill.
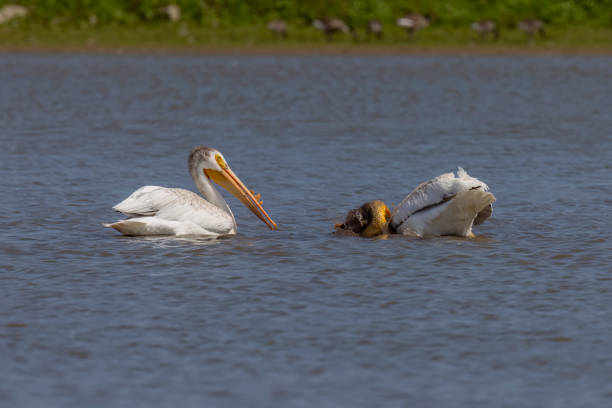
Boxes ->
[205,168,277,230]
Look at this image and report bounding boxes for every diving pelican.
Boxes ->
[336,168,495,238]
[104,146,277,236]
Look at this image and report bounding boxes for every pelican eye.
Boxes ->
[215,154,228,169]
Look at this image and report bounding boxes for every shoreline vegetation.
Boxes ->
[1,1,612,54]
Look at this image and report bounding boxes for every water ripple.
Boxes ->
[1,54,611,408]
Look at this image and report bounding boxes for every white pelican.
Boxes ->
[104,146,277,236]
[336,168,495,238]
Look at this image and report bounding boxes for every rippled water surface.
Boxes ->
[1,54,611,407]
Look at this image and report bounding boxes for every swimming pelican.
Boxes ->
[104,146,277,236]
[336,168,495,238]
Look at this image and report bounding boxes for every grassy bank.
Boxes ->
[3,0,612,27]
[2,0,612,54]
[2,22,612,54]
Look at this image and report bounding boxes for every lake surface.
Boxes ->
[1,54,611,407]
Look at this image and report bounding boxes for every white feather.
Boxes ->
[107,187,235,236]
[105,217,223,236]
[112,186,170,217]
[390,168,494,237]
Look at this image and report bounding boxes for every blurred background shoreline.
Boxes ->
[1,1,612,54]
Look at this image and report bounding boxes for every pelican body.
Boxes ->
[390,168,494,237]
[105,147,277,237]
[336,168,495,238]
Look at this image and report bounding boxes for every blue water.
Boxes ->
[1,54,611,407]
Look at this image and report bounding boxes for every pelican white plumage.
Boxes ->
[104,146,277,236]
[336,168,495,238]
[389,167,495,237]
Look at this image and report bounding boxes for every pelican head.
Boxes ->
[335,200,391,238]
[189,146,277,230]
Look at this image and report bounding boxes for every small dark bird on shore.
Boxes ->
[367,19,383,39]
[267,20,287,38]
[313,18,351,41]
[517,19,546,39]
[471,20,499,39]
[396,13,430,37]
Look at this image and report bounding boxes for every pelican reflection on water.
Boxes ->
[105,146,277,237]
[336,168,495,239]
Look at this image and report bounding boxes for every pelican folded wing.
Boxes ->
[390,167,491,236]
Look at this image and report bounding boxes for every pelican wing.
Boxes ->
[390,168,489,230]
[110,186,233,235]
[409,189,496,237]
[112,186,174,217]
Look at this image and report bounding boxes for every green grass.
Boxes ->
[2,0,612,52]
[2,20,612,53]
